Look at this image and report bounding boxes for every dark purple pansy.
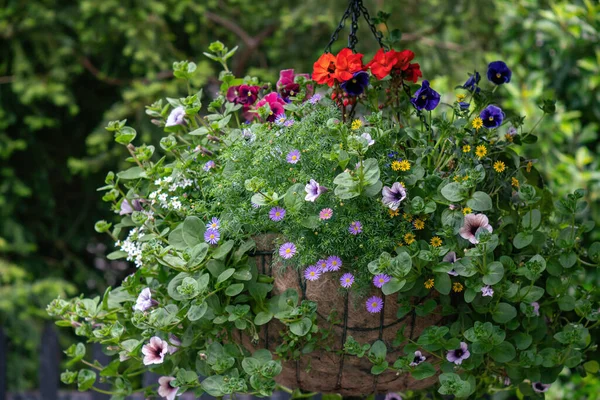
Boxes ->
[226,84,259,105]
[487,61,512,85]
[462,71,481,92]
[411,80,440,111]
[480,105,505,129]
[340,71,370,96]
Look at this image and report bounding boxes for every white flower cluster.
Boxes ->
[116,227,144,268]
[148,176,196,211]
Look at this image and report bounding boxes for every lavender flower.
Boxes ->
[532,302,540,316]
[532,382,551,393]
[279,242,297,259]
[443,251,460,276]
[165,106,186,127]
[446,342,470,365]
[283,118,295,127]
[167,334,181,355]
[308,93,322,104]
[316,259,328,271]
[340,273,354,288]
[366,296,384,313]
[319,208,333,220]
[119,199,142,215]
[286,150,301,164]
[382,182,407,211]
[142,336,169,365]
[305,179,327,202]
[409,351,426,367]
[373,274,391,288]
[203,160,215,172]
[481,285,494,297]
[206,217,220,230]
[304,265,322,281]
[134,288,157,312]
[269,207,286,221]
[459,213,493,244]
[361,132,375,146]
[158,376,179,400]
[326,256,342,271]
[204,228,220,245]
[348,221,363,235]
[274,114,287,126]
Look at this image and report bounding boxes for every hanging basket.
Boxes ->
[238,235,443,395]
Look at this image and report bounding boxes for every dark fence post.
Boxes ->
[92,343,111,400]
[39,321,59,400]
[0,326,6,400]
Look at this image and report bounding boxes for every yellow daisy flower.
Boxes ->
[391,161,401,171]
[462,207,472,215]
[395,160,411,171]
[430,236,443,247]
[462,175,469,181]
[404,233,416,245]
[388,209,400,218]
[424,279,435,289]
[493,161,506,173]
[526,161,533,173]
[452,282,464,292]
[456,94,466,102]
[453,175,461,182]
[414,219,425,230]
[351,119,363,130]
[475,145,487,159]
[504,133,514,142]
[403,213,413,222]
[463,145,471,153]
[511,177,519,188]
[472,117,483,130]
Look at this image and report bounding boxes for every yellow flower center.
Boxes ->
[371,302,378,307]
[285,249,291,253]
[352,79,357,83]
[496,73,501,78]
[489,116,494,121]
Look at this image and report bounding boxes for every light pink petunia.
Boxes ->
[459,213,493,244]
[158,376,179,400]
[142,336,169,365]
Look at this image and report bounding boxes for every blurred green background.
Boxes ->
[1,0,598,397]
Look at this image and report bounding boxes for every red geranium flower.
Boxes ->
[313,53,337,86]
[366,48,398,80]
[403,63,422,83]
[334,48,364,82]
[392,50,415,71]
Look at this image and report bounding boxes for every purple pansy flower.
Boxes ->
[206,217,220,230]
[382,182,407,211]
[411,80,440,111]
[226,84,260,105]
[165,106,186,127]
[304,265,322,281]
[340,273,355,288]
[462,71,481,92]
[203,160,216,172]
[409,351,426,367]
[341,71,370,96]
[158,376,179,400]
[480,105,505,129]
[366,296,384,314]
[459,102,470,110]
[481,285,494,297]
[204,228,220,245]
[326,255,342,271]
[443,252,460,276]
[532,382,551,393]
[142,336,169,365]
[269,207,286,221]
[373,274,391,288]
[446,342,470,365]
[279,242,297,259]
[487,61,512,85]
[459,213,493,244]
[286,150,301,164]
[349,221,363,235]
[305,179,327,202]
[276,69,312,101]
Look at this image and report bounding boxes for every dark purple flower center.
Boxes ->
[413,356,422,363]
[534,383,546,391]
[454,348,464,358]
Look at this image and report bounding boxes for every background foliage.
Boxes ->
[0,0,598,396]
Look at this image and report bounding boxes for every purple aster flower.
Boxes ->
[304,265,322,281]
[532,302,540,316]
[204,228,220,245]
[340,273,355,288]
[158,376,179,400]
[373,274,391,288]
[481,285,494,297]
[532,382,551,393]
[206,217,220,230]
[487,61,512,85]
[165,106,186,127]
[382,182,407,211]
[305,179,327,202]
[459,213,493,244]
[349,221,363,235]
[308,93,322,104]
[446,342,470,365]
[134,288,157,312]
[319,208,333,220]
[269,207,286,221]
[340,71,370,96]
[411,80,440,111]
[507,126,517,136]
[279,242,297,259]
[480,105,505,129]
[142,336,169,365]
[283,118,295,127]
[326,256,342,271]
[361,132,375,146]
[409,351,426,367]
[316,259,328,271]
[251,202,261,209]
[462,71,481,92]
[286,150,301,164]
[366,296,384,314]
[203,160,215,171]
[274,114,287,126]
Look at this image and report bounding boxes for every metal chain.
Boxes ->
[324,1,354,53]
[357,0,387,50]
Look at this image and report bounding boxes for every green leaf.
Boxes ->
[467,191,492,211]
[254,312,273,326]
[242,357,262,375]
[289,318,312,337]
[513,333,532,350]
[441,182,467,202]
[368,340,387,362]
[361,158,381,186]
[492,303,517,323]
[225,283,244,296]
[168,225,187,250]
[519,286,544,302]
[522,209,541,229]
[382,278,406,295]
[189,243,209,267]
[584,361,600,374]
[411,362,436,380]
[77,369,96,391]
[371,362,389,375]
[212,240,234,260]
[558,295,576,311]
[201,375,226,397]
[589,242,600,263]
[513,232,533,249]
[434,273,451,295]
[284,183,305,211]
[167,272,191,301]
[483,261,504,285]
[217,268,236,285]
[182,216,205,247]
[117,166,146,180]
[490,341,516,362]
[559,251,577,269]
[188,303,208,321]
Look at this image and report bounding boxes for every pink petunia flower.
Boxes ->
[142,336,169,365]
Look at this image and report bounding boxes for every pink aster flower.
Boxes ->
[373,274,391,288]
[446,342,470,365]
[316,259,328,271]
[532,382,551,393]
[286,150,301,164]
[305,179,327,202]
[304,265,322,281]
[142,336,169,365]
[459,213,493,244]
[134,288,157,312]
[279,242,297,259]
[165,106,186,127]
[326,256,342,271]
[319,208,333,220]
[348,221,363,235]
[366,296,384,313]
[269,207,286,221]
[158,376,179,400]
[340,273,354,288]
[481,285,494,297]
[409,351,426,367]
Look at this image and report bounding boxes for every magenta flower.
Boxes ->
[382,182,407,211]
[279,242,297,259]
[165,106,186,127]
[226,84,260,105]
[304,265,322,281]
[256,92,286,122]
[134,288,157,312]
[443,251,460,276]
[269,207,286,221]
[276,69,312,101]
[532,382,551,393]
[340,273,355,288]
[366,296,384,313]
[532,302,540,316]
[409,351,426,367]
[286,150,301,164]
[319,208,333,220]
[348,221,363,235]
[373,274,391,288]
[204,228,220,245]
[459,213,493,244]
[203,160,216,172]
[206,217,220,230]
[326,256,342,271]
[305,179,327,202]
[481,285,494,297]
[446,342,470,365]
[316,259,328,271]
[142,336,169,365]
[158,376,179,400]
